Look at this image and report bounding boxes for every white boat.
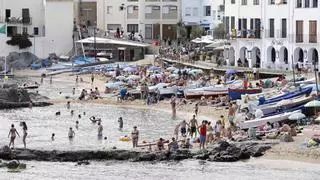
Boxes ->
[238,110,300,129]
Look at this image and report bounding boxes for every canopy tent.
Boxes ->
[205,39,229,48]
[77,37,150,47]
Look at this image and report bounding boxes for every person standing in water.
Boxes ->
[118,117,124,130]
[68,127,75,141]
[170,95,177,117]
[67,101,71,109]
[189,115,198,138]
[72,88,76,95]
[20,122,28,149]
[50,75,53,84]
[179,120,188,137]
[51,133,55,141]
[131,126,139,148]
[75,121,79,130]
[98,122,103,140]
[8,124,20,149]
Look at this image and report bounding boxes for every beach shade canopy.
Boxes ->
[123,66,137,72]
[148,66,161,72]
[288,112,306,121]
[304,100,320,107]
[226,69,238,75]
[189,69,203,75]
[126,75,140,80]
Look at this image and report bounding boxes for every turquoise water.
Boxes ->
[0,104,183,150]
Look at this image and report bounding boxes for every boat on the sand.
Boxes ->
[228,88,262,100]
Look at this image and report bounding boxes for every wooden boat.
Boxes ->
[239,110,300,129]
[258,87,312,105]
[184,86,228,99]
[249,95,315,116]
[228,88,262,100]
[22,85,39,89]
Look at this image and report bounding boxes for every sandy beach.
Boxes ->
[11,67,320,164]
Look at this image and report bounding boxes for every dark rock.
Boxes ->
[18,163,27,169]
[213,141,230,151]
[280,134,294,142]
[251,145,272,157]
[0,163,7,168]
[209,154,239,162]
[77,160,90,166]
[0,146,11,153]
[7,160,19,169]
[194,153,210,160]
[134,153,156,162]
[16,150,37,160]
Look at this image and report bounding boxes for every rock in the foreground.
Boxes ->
[0,141,274,163]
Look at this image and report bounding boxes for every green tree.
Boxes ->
[213,23,226,39]
[6,34,32,49]
[177,21,188,43]
[190,25,204,39]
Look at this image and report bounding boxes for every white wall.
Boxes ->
[45,0,74,57]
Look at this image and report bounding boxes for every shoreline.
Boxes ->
[5,69,320,164]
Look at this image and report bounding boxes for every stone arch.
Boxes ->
[294,47,304,63]
[267,46,276,64]
[279,46,289,64]
[229,47,235,66]
[251,47,261,68]
[308,48,319,64]
[238,47,248,67]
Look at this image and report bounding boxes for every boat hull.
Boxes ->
[228,88,262,100]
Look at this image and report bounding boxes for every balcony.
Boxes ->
[6,17,32,25]
[145,6,160,19]
[232,29,261,39]
[127,6,139,19]
[162,6,178,19]
[145,0,160,2]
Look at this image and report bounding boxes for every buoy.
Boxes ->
[119,136,131,142]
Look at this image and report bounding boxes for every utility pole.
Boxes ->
[94,27,97,61]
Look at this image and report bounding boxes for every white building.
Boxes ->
[181,0,224,36]
[224,0,320,70]
[0,0,74,58]
[97,0,180,41]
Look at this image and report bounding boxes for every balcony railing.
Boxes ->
[6,17,32,25]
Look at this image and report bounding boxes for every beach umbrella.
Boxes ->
[189,69,203,75]
[123,66,137,72]
[226,69,237,75]
[288,112,306,121]
[127,75,140,80]
[115,76,126,81]
[166,67,176,72]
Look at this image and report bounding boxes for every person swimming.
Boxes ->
[51,133,55,141]
[90,116,101,123]
[68,127,75,140]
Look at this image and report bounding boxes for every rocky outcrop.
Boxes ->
[0,52,40,70]
[0,141,274,163]
[0,83,52,109]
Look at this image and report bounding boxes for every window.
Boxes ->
[281,18,287,38]
[225,17,230,34]
[204,6,211,16]
[145,24,152,39]
[145,6,152,13]
[305,0,310,7]
[269,0,275,5]
[231,0,235,3]
[192,7,198,16]
[185,7,191,16]
[309,20,317,43]
[107,6,113,14]
[241,0,247,5]
[253,0,259,5]
[296,0,302,7]
[33,27,39,35]
[127,6,134,14]
[127,24,138,32]
[269,19,274,38]
[22,27,28,34]
[231,16,235,30]
[313,0,318,7]
[296,20,303,43]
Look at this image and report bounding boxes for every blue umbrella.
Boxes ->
[226,69,237,75]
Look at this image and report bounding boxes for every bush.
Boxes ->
[6,34,32,49]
